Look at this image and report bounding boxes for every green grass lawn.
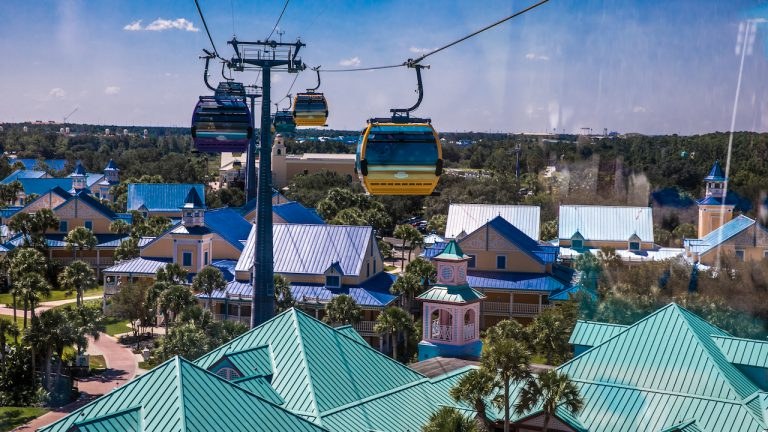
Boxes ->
[90,354,107,370]
[0,407,48,432]
[384,265,398,272]
[0,288,103,308]
[103,317,132,336]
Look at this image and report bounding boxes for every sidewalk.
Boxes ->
[0,295,102,317]
[14,332,138,431]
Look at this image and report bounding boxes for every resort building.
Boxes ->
[126,183,205,219]
[424,216,576,328]
[6,160,119,205]
[445,203,540,240]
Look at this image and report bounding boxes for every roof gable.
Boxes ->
[559,304,760,402]
[569,320,629,348]
[273,201,325,224]
[445,203,540,240]
[41,357,325,432]
[711,335,768,369]
[18,177,74,196]
[194,309,425,420]
[559,205,654,242]
[236,224,374,276]
[204,208,251,251]
[688,215,756,255]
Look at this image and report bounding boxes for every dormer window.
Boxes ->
[325,275,340,288]
[572,239,583,249]
[629,241,640,251]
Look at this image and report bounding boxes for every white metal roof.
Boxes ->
[445,204,540,240]
[558,205,654,242]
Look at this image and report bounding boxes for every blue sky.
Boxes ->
[0,0,767,134]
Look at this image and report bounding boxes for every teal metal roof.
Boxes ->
[42,357,326,432]
[434,240,467,260]
[231,375,285,405]
[417,284,485,303]
[335,325,367,344]
[195,308,429,423]
[221,345,273,377]
[712,335,768,368]
[569,320,629,348]
[660,419,707,432]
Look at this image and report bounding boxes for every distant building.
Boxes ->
[445,203,541,240]
[126,183,205,218]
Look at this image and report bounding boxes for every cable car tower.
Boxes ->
[227,38,306,328]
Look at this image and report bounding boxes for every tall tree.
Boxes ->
[390,273,422,312]
[422,406,477,432]
[514,370,584,432]
[323,294,362,326]
[160,285,196,329]
[157,263,188,284]
[406,258,437,292]
[8,212,34,247]
[64,226,97,260]
[0,320,20,366]
[111,283,152,343]
[9,248,47,325]
[30,208,60,250]
[529,303,578,365]
[374,306,414,361]
[62,304,105,355]
[393,224,416,270]
[274,274,295,313]
[114,237,140,261]
[449,368,495,431]
[17,273,52,326]
[191,266,226,312]
[109,219,131,235]
[483,326,532,432]
[58,260,97,307]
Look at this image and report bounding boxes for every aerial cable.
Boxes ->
[320,0,550,73]
[230,0,237,36]
[266,0,290,41]
[412,0,550,64]
[194,0,222,59]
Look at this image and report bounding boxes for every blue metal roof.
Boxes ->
[11,158,67,171]
[487,216,558,264]
[236,224,375,276]
[467,270,568,292]
[685,215,756,255]
[704,160,726,181]
[240,190,283,216]
[422,241,449,259]
[204,208,252,251]
[200,272,397,307]
[105,159,119,170]
[1,169,46,184]
[18,178,74,196]
[211,259,238,281]
[273,201,325,224]
[0,206,22,219]
[72,161,87,176]
[67,190,119,219]
[127,183,205,212]
[103,257,169,275]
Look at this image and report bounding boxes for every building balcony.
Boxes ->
[352,320,376,335]
[213,314,251,326]
[483,301,553,316]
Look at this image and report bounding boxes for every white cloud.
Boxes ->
[409,46,434,54]
[49,88,66,98]
[123,18,199,32]
[524,53,549,61]
[123,20,142,31]
[104,86,121,95]
[339,57,361,67]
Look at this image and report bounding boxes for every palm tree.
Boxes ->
[393,224,414,270]
[450,369,495,431]
[9,248,48,326]
[18,273,52,327]
[64,226,97,260]
[514,370,584,432]
[157,263,188,284]
[274,274,295,313]
[406,258,437,292]
[58,260,97,307]
[0,320,20,365]
[482,337,532,432]
[160,285,196,331]
[407,229,424,264]
[374,306,414,361]
[24,308,72,390]
[8,212,34,247]
[30,208,60,249]
[63,304,105,355]
[422,407,477,432]
[109,219,131,235]
[390,273,422,311]
[323,294,361,326]
[191,266,226,311]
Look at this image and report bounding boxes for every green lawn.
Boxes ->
[0,288,103,308]
[90,354,107,370]
[103,317,132,336]
[0,407,48,432]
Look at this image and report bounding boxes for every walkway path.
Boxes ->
[14,332,138,431]
[0,295,102,317]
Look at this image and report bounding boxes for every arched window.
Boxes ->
[430,309,453,342]
[215,367,242,381]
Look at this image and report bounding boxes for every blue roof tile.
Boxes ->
[1,169,46,184]
[18,178,74,196]
[204,208,252,251]
[273,201,325,224]
[127,183,205,212]
[467,270,568,292]
[704,160,726,181]
[10,158,67,171]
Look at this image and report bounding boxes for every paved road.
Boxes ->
[0,295,102,318]
[14,332,138,431]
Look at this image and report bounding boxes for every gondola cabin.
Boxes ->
[356,119,442,195]
[293,93,328,127]
[273,110,296,134]
[191,96,253,153]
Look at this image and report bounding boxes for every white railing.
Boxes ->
[213,314,251,325]
[431,319,453,342]
[484,302,510,314]
[463,323,475,341]
[353,320,376,334]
